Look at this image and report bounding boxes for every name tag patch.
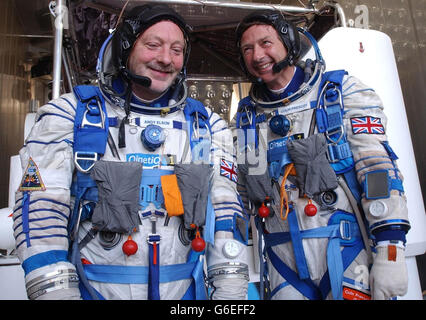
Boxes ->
[129,116,176,129]
[141,118,173,128]
[342,286,371,300]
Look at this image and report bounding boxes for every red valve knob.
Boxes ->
[304,202,317,217]
[191,228,206,252]
[122,236,138,256]
[258,203,270,218]
[191,236,206,252]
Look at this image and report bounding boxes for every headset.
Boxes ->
[235,9,301,80]
[97,3,192,98]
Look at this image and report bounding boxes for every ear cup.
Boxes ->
[111,22,136,73]
[276,20,301,64]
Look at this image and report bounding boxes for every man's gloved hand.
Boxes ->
[369,243,408,300]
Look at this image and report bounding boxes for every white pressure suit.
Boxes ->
[12,80,249,300]
[233,61,410,300]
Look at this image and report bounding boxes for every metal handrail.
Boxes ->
[50,0,347,96]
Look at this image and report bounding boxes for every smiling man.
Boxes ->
[12,4,249,300]
[233,10,411,300]
[239,23,294,90]
[127,20,186,100]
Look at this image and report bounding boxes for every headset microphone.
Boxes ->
[133,75,152,87]
[122,68,152,87]
[272,58,290,74]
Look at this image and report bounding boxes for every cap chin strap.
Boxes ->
[272,57,291,74]
[118,88,133,149]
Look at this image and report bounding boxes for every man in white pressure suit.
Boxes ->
[233,9,410,300]
[12,3,249,300]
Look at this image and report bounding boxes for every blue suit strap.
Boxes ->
[322,69,347,85]
[287,209,310,280]
[184,97,209,120]
[215,213,249,244]
[203,195,215,245]
[73,85,109,156]
[236,96,256,129]
[82,257,207,300]
[70,85,109,240]
[83,262,196,284]
[236,96,258,150]
[316,69,347,133]
[148,237,160,300]
[79,282,106,300]
[73,85,102,102]
[266,246,322,300]
[238,96,253,109]
[266,210,364,300]
[183,98,212,163]
[190,255,207,300]
[263,231,291,248]
[72,84,109,175]
[343,168,362,203]
[179,255,208,300]
[183,97,210,135]
[381,141,399,161]
[316,70,355,174]
[319,240,365,299]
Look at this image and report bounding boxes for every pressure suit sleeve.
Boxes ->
[342,75,410,299]
[342,75,410,240]
[12,93,81,300]
[206,110,250,300]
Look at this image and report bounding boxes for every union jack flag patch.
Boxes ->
[220,158,238,183]
[351,116,385,135]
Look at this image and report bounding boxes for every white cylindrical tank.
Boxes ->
[0,208,14,254]
[9,155,21,209]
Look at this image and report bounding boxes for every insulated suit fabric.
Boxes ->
[233,70,409,300]
[13,89,248,300]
